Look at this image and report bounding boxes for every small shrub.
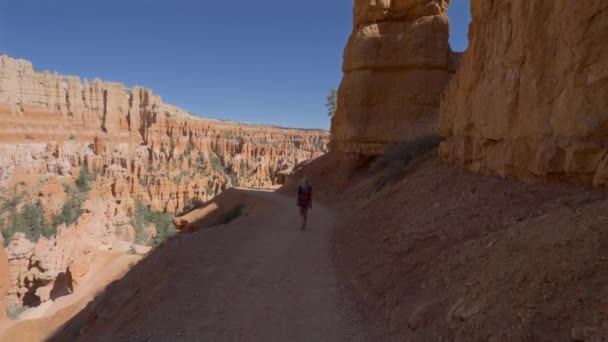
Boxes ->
[133,200,176,247]
[370,135,443,191]
[325,88,337,117]
[179,198,204,216]
[3,200,51,245]
[24,134,34,140]
[209,155,223,173]
[149,211,176,246]
[76,166,95,192]
[53,185,85,229]
[68,134,76,141]
[138,177,147,187]
[6,305,29,320]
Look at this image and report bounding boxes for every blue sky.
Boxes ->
[0,0,470,130]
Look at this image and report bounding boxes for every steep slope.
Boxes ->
[439,0,608,186]
[288,152,608,340]
[330,0,459,154]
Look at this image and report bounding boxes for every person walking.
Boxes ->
[297,177,313,230]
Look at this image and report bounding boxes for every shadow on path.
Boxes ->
[49,188,387,341]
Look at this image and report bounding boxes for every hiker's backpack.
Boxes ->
[299,185,312,206]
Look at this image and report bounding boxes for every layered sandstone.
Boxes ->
[0,55,328,310]
[439,0,608,186]
[330,0,458,154]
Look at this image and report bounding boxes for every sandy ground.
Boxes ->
[50,189,387,341]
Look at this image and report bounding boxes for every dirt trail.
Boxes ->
[52,189,385,341]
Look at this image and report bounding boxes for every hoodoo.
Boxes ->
[439,0,608,186]
[0,55,328,313]
[330,0,460,154]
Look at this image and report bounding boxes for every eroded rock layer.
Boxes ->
[439,0,608,186]
[330,0,458,154]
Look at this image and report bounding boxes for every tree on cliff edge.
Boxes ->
[325,89,337,117]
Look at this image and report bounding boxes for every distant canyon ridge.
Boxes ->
[0,54,328,313]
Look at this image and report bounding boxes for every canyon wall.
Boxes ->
[0,55,328,310]
[0,55,328,212]
[439,0,608,186]
[330,0,459,154]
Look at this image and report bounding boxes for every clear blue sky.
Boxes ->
[0,0,470,130]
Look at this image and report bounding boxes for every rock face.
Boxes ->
[439,0,608,186]
[4,197,134,308]
[330,0,458,154]
[0,55,329,308]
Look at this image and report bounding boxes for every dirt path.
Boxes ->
[53,189,386,341]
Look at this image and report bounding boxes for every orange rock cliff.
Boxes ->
[0,54,328,309]
[439,0,608,187]
[330,0,460,154]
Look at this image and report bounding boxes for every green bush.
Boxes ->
[133,200,176,247]
[76,166,95,192]
[68,134,76,141]
[2,200,53,245]
[6,305,28,320]
[370,135,443,191]
[209,155,223,173]
[325,88,337,117]
[138,177,148,187]
[52,185,85,229]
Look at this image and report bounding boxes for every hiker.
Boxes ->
[297,177,313,230]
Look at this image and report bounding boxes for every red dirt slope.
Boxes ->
[290,152,608,341]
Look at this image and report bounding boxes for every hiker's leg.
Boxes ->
[299,207,307,229]
[299,207,305,228]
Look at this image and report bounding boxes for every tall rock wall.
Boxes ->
[330,0,459,154]
[439,0,608,186]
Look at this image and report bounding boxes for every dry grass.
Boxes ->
[370,135,443,191]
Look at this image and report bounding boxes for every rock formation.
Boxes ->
[0,55,329,309]
[439,0,608,186]
[330,0,459,154]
